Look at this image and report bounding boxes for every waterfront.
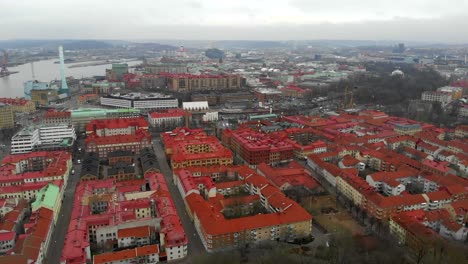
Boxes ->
[0,59,141,98]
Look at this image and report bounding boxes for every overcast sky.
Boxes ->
[1,0,467,42]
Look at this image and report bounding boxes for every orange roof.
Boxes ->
[93,245,159,263]
[117,225,150,239]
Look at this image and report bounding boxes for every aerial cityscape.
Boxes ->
[0,1,468,264]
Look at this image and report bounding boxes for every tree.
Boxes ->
[205,48,225,59]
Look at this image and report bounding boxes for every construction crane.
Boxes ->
[342,86,357,109]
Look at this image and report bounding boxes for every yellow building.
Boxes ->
[336,174,368,207]
[0,98,36,113]
[394,123,422,136]
[31,89,58,106]
[0,103,14,129]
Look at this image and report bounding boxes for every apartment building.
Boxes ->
[0,103,14,129]
[162,73,242,92]
[61,173,187,263]
[11,124,76,154]
[175,166,312,252]
[0,98,36,113]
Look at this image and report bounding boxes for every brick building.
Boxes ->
[162,73,242,92]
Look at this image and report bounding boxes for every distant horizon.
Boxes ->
[1,38,468,47]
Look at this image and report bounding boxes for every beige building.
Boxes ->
[31,89,58,106]
[0,103,14,129]
[0,98,36,113]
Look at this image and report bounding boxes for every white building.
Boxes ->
[421,91,453,107]
[147,109,185,128]
[11,124,76,154]
[101,93,178,109]
[436,86,463,99]
[182,101,209,111]
[202,111,218,122]
[0,232,15,254]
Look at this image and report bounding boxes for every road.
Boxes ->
[45,140,84,264]
[152,137,206,262]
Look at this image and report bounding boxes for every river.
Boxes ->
[0,59,141,98]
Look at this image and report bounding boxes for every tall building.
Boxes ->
[106,63,128,81]
[11,124,76,154]
[0,103,14,129]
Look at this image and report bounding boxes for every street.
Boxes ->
[152,138,206,262]
[45,139,84,264]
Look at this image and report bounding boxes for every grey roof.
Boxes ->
[108,162,135,176]
[80,152,100,178]
[139,147,159,172]
[108,150,133,158]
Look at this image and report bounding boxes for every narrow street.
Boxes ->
[45,141,83,264]
[152,137,206,262]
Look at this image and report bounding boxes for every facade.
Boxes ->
[421,91,452,107]
[148,109,187,128]
[44,111,72,126]
[85,117,149,137]
[145,63,188,74]
[0,98,36,113]
[30,89,58,106]
[394,123,422,135]
[182,101,209,112]
[108,150,133,166]
[86,131,152,158]
[0,103,14,129]
[253,88,282,104]
[11,124,76,154]
[139,75,166,89]
[162,73,242,92]
[100,93,178,109]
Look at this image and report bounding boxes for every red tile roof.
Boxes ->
[117,226,150,239]
[86,117,149,133]
[94,245,159,263]
[0,97,32,106]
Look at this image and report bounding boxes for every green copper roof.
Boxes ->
[71,108,140,118]
[31,183,60,212]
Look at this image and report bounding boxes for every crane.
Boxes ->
[342,86,357,109]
